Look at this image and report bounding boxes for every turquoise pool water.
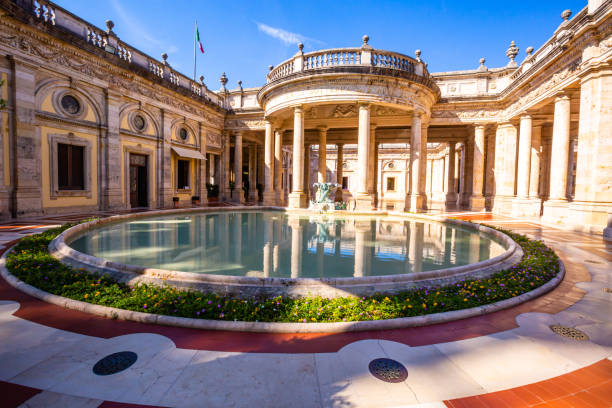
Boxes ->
[68,211,507,278]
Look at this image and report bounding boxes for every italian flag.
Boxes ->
[196,24,204,54]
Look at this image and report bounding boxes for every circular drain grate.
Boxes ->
[584,259,602,264]
[368,358,408,383]
[549,325,589,341]
[93,351,138,376]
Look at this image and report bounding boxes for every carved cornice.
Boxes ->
[0,16,225,128]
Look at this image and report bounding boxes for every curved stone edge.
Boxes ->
[0,239,564,334]
[48,208,522,294]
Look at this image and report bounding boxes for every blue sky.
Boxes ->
[55,0,587,91]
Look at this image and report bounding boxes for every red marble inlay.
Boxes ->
[444,359,612,408]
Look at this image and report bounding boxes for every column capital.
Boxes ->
[358,102,371,110]
[293,105,304,114]
[472,123,487,129]
[317,125,328,133]
[519,113,532,120]
[336,142,344,148]
[554,92,571,102]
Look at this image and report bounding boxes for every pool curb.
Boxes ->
[47,207,524,298]
[0,218,565,334]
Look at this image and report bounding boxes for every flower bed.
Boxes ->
[4,223,559,323]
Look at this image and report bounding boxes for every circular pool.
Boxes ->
[50,208,522,297]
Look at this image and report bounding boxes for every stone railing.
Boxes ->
[267,36,426,83]
[23,1,225,109]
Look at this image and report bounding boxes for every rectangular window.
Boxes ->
[57,143,84,190]
[342,176,349,190]
[386,177,396,191]
[177,159,190,189]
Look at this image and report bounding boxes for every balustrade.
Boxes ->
[33,1,56,25]
[267,45,424,83]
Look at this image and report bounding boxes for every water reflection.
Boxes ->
[70,212,506,278]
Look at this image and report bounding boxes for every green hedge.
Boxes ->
[5,223,559,323]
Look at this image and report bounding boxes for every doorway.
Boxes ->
[129,154,148,208]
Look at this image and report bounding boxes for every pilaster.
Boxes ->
[8,56,42,216]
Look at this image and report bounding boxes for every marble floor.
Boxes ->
[0,209,611,407]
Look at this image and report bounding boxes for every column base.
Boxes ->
[263,191,277,206]
[491,195,515,216]
[510,197,542,218]
[568,201,612,236]
[248,190,258,202]
[445,192,457,210]
[406,194,426,213]
[469,195,486,212]
[288,192,308,209]
[232,190,245,204]
[541,199,570,227]
[354,193,375,211]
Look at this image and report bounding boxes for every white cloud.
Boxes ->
[256,22,313,46]
[110,0,179,55]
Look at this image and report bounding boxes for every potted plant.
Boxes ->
[172,196,179,208]
[191,195,200,206]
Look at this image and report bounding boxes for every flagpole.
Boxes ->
[193,20,197,81]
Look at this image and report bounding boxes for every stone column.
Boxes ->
[548,94,571,201]
[303,143,311,200]
[263,120,275,205]
[408,112,426,212]
[571,70,612,235]
[354,104,373,210]
[529,126,542,199]
[516,115,533,199]
[233,132,244,203]
[335,143,344,202]
[317,127,327,183]
[289,106,307,208]
[373,141,379,208]
[419,123,429,199]
[198,124,208,206]
[248,145,257,201]
[222,131,231,201]
[367,124,376,196]
[445,142,457,208]
[492,123,518,214]
[485,130,496,203]
[274,129,283,204]
[470,125,486,210]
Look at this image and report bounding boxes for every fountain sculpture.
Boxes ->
[309,182,345,211]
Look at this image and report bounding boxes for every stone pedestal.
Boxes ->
[511,197,541,218]
[542,199,570,226]
[469,196,486,211]
[354,193,375,211]
[288,192,307,208]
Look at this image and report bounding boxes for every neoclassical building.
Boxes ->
[0,0,611,237]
